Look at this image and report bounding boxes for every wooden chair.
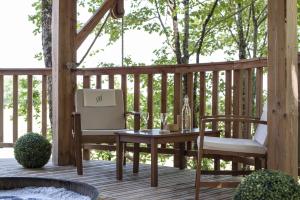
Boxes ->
[195,105,267,199]
[72,89,140,175]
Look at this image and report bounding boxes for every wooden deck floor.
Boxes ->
[0,158,235,200]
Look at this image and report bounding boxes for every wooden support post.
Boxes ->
[52,0,77,165]
[268,0,298,178]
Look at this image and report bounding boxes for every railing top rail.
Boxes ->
[0,68,51,75]
[0,56,270,76]
[74,57,267,76]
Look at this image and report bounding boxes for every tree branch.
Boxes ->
[190,0,219,61]
[182,0,190,64]
[154,0,175,53]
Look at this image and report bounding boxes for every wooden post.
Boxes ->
[268,0,298,178]
[52,0,77,165]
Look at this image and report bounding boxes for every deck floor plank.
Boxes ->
[0,159,235,200]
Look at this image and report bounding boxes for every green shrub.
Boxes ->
[234,169,300,200]
[14,133,51,168]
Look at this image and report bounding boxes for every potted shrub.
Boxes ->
[14,133,51,168]
[234,169,300,200]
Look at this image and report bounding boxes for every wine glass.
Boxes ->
[140,112,149,131]
[160,113,168,130]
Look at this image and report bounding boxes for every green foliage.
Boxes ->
[14,133,51,168]
[234,170,300,200]
[28,1,42,35]
[5,77,42,121]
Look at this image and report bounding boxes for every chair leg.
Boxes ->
[73,113,83,175]
[123,143,127,166]
[255,157,262,170]
[74,132,83,175]
[83,149,90,161]
[195,150,203,200]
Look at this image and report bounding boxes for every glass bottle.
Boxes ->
[181,95,192,132]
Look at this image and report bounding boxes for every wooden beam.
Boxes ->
[75,0,115,49]
[52,0,77,165]
[268,0,298,178]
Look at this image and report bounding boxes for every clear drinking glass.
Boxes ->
[141,112,149,131]
[160,113,168,130]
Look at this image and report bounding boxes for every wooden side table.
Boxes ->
[115,129,218,187]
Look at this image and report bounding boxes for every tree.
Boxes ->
[29,0,53,129]
[218,0,267,59]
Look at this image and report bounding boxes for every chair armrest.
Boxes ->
[201,115,267,125]
[125,111,141,117]
[72,112,81,116]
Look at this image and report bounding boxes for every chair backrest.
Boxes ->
[75,89,125,130]
[253,104,267,146]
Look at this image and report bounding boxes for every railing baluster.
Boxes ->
[147,74,153,129]
[199,72,206,123]
[173,73,182,124]
[186,72,193,153]
[161,73,167,149]
[212,71,220,171]
[212,71,219,129]
[173,73,182,168]
[246,69,253,136]
[121,74,127,115]
[161,73,167,124]
[13,75,18,143]
[0,75,3,143]
[233,70,241,137]
[187,73,194,127]
[232,69,241,172]
[109,74,114,89]
[83,75,90,88]
[225,70,232,138]
[134,74,140,131]
[96,75,102,89]
[82,75,90,160]
[256,68,263,117]
[42,75,47,137]
[27,75,33,132]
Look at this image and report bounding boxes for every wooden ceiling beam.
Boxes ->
[75,0,116,50]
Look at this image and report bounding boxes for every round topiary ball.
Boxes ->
[14,133,51,168]
[234,169,300,200]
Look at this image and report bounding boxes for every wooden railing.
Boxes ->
[0,69,51,147]
[74,58,267,134]
[0,58,267,151]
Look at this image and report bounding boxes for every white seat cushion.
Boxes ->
[82,129,127,136]
[197,136,267,155]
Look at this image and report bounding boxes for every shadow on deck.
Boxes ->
[0,158,234,200]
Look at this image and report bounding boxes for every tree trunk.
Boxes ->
[236,3,247,60]
[42,0,53,131]
[251,2,258,58]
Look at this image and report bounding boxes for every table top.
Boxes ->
[114,128,215,138]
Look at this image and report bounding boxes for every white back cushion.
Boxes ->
[253,104,267,146]
[83,89,116,107]
[75,89,125,130]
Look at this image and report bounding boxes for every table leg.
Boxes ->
[151,138,158,187]
[178,142,186,170]
[116,135,123,180]
[133,143,140,173]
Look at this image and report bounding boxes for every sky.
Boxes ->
[0,0,227,68]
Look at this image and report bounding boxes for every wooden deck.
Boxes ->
[0,158,235,200]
